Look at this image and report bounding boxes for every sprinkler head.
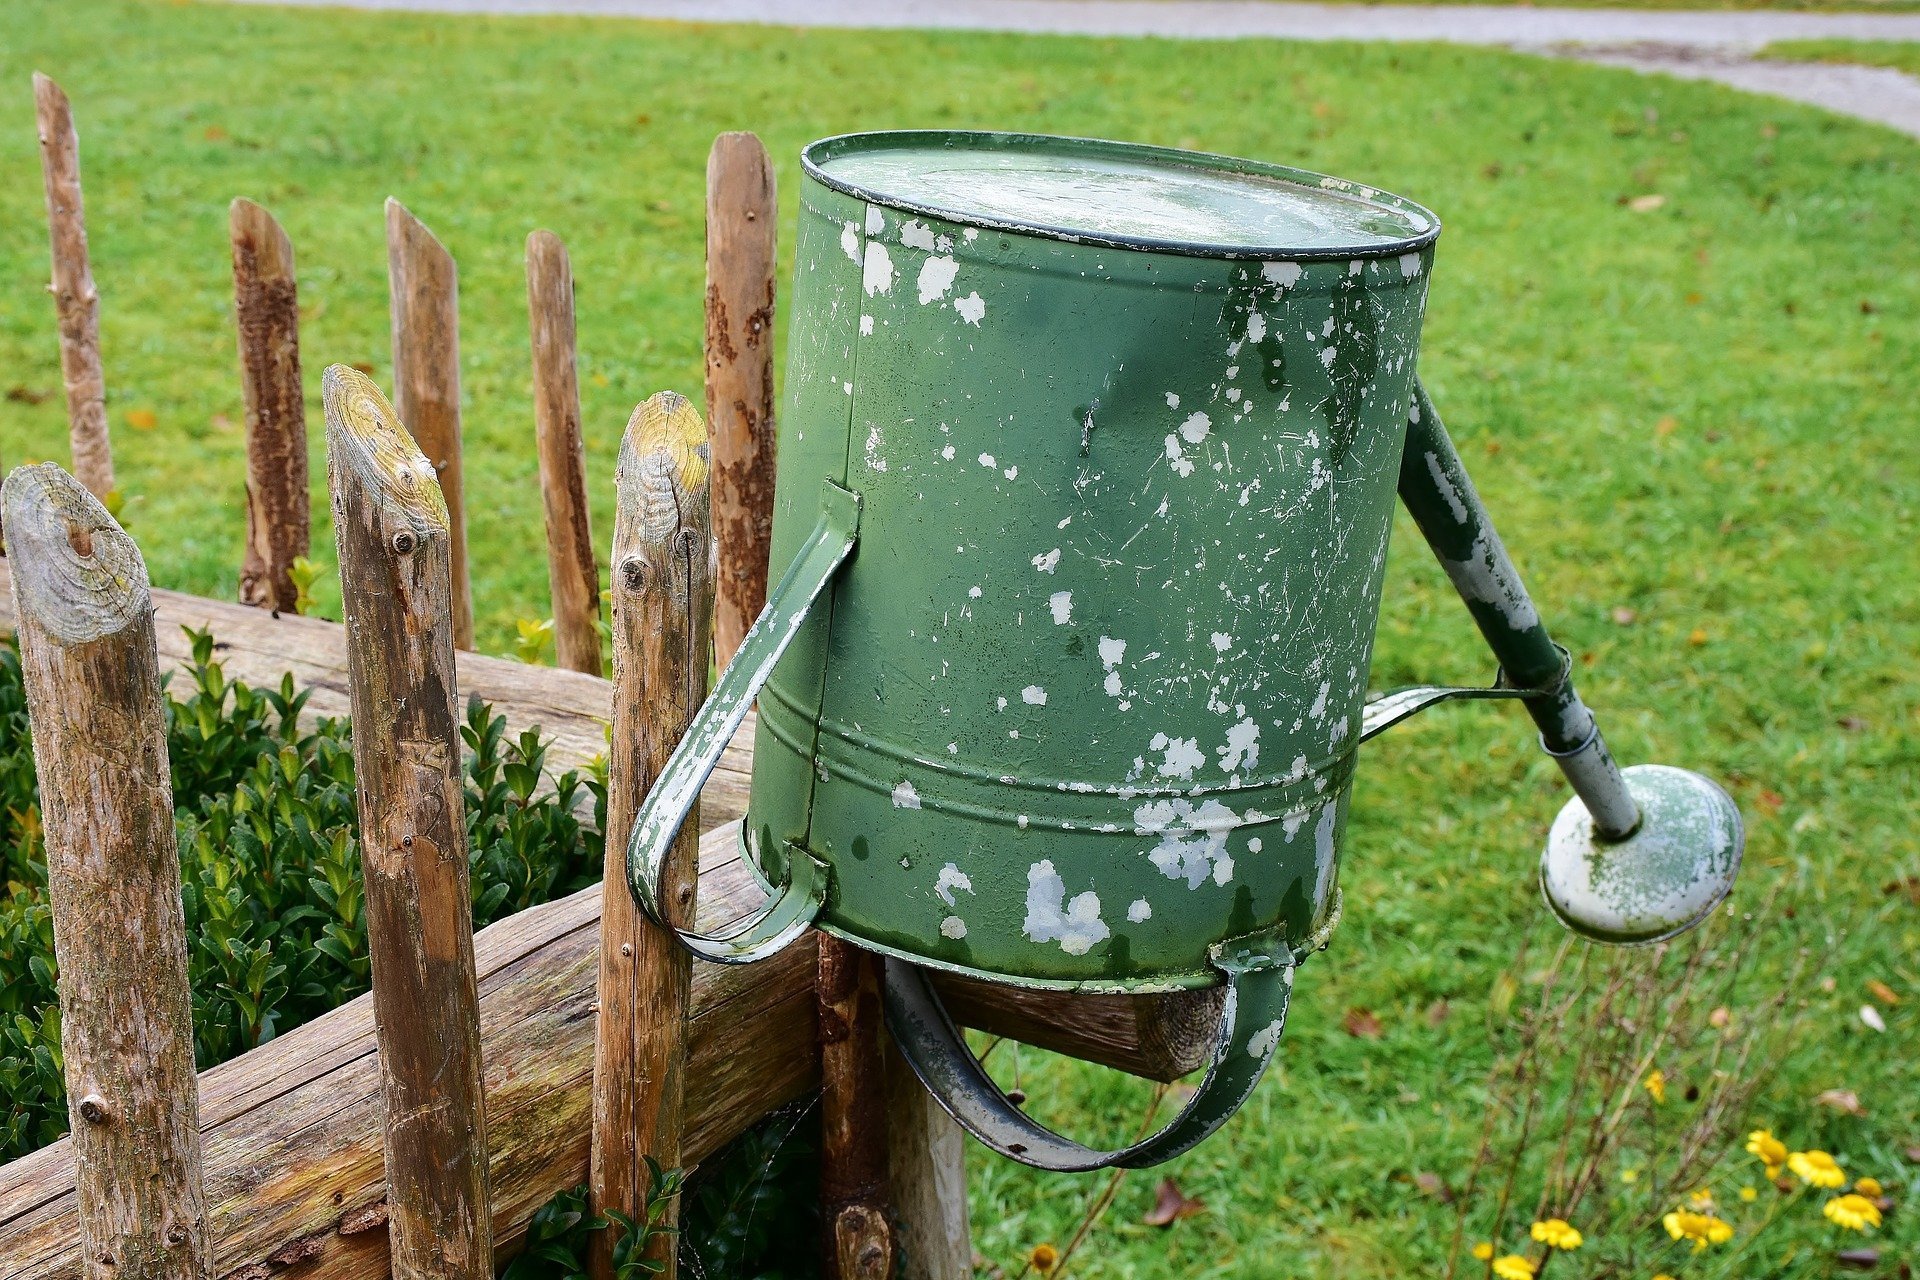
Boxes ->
[1540,764,1743,945]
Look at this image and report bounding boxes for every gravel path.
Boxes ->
[226,0,1920,136]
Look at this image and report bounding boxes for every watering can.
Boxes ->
[627,131,1743,1171]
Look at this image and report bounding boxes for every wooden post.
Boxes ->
[323,365,492,1280]
[590,393,713,1280]
[230,198,309,612]
[525,231,602,675]
[819,945,895,1280]
[703,131,778,665]
[1,463,208,1279]
[385,200,474,650]
[32,75,113,501]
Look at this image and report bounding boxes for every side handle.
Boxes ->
[626,479,861,965]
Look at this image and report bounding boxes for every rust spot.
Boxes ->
[705,286,737,365]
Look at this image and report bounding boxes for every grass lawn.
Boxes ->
[1761,37,1920,67]
[4,2,1918,1276]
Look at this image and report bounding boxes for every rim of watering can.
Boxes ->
[802,129,1442,262]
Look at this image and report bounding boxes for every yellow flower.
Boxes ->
[1688,1189,1715,1209]
[1746,1128,1788,1178]
[1824,1194,1882,1232]
[1471,1242,1495,1261]
[1854,1177,1884,1198]
[1644,1068,1668,1104]
[1663,1207,1735,1251]
[1789,1150,1846,1189]
[1654,1275,1677,1280]
[1491,1254,1535,1280]
[1739,1185,1759,1201]
[1620,1168,1641,1184]
[1530,1219,1583,1251]
[1029,1243,1060,1274]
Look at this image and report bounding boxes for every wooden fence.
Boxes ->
[1,78,1215,1280]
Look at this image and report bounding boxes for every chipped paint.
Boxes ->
[918,255,960,304]
[892,780,922,809]
[954,292,986,325]
[1049,591,1073,625]
[1023,860,1109,955]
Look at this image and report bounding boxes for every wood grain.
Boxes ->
[591,394,712,1279]
[525,232,602,676]
[230,199,309,613]
[819,942,893,1280]
[385,200,473,650]
[324,366,491,1280]
[32,75,112,500]
[2,465,208,1279]
[703,132,778,668]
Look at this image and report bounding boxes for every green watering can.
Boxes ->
[628,132,1743,1171]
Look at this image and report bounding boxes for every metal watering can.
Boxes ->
[629,131,1743,1171]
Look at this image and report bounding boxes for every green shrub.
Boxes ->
[0,629,607,1160]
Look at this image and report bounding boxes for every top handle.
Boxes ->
[624,479,861,964]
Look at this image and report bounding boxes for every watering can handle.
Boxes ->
[884,930,1300,1172]
[625,480,862,965]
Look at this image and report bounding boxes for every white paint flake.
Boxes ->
[901,219,937,251]
[954,292,986,325]
[935,862,974,906]
[865,205,885,235]
[1032,548,1061,574]
[1049,591,1073,625]
[1399,252,1423,278]
[1133,797,1261,888]
[1128,898,1153,923]
[940,915,968,939]
[1261,261,1303,289]
[1165,434,1195,478]
[1021,685,1047,706]
[1309,680,1331,721]
[862,242,895,296]
[978,452,996,468]
[1246,312,1267,344]
[968,585,982,598]
[1248,1016,1286,1059]
[891,780,922,809]
[1099,636,1127,667]
[1211,631,1233,653]
[1179,411,1212,444]
[1165,392,1180,409]
[1149,733,1205,780]
[917,255,960,304]
[840,221,861,263]
[1023,860,1109,955]
[859,314,874,336]
[1218,717,1261,772]
[941,444,956,460]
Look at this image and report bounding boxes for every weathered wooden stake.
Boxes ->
[525,231,602,675]
[385,200,474,650]
[590,393,713,1280]
[703,131,778,665]
[32,75,113,501]
[230,198,308,612]
[2,463,208,1279]
[820,945,896,1280]
[323,365,492,1280]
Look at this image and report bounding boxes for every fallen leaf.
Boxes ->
[1860,1005,1886,1033]
[1344,1007,1384,1039]
[1414,1171,1455,1204]
[1656,415,1679,436]
[125,408,157,431]
[1838,716,1868,733]
[211,413,235,432]
[1886,877,1920,906]
[204,124,228,142]
[1816,1088,1866,1117]
[1822,976,1839,993]
[1757,790,1784,814]
[1906,1145,1920,1163]
[1628,193,1667,212]
[1425,998,1451,1027]
[6,385,54,405]
[1689,628,1710,646]
[1837,1248,1879,1271]
[1709,1005,1732,1028]
[1867,980,1900,1005]
[1142,1177,1205,1227]
[1612,607,1638,625]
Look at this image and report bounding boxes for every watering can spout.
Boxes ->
[1392,381,1744,945]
